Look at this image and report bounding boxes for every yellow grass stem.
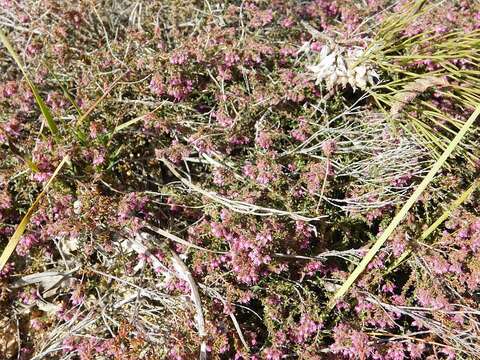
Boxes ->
[0,156,69,270]
[329,104,480,309]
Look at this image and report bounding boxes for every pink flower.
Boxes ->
[17,234,40,256]
[407,342,425,359]
[279,46,296,58]
[391,234,407,257]
[89,122,104,139]
[117,192,148,221]
[293,315,321,343]
[26,42,42,56]
[165,278,190,294]
[19,288,38,305]
[210,222,226,238]
[425,254,450,275]
[291,119,311,142]
[2,81,18,97]
[70,287,85,306]
[311,42,323,52]
[255,159,280,185]
[330,324,373,359]
[440,347,456,360]
[384,343,405,360]
[0,262,13,279]
[322,139,337,157]
[291,128,308,142]
[243,162,257,179]
[149,73,164,96]
[3,117,22,137]
[92,151,105,165]
[30,319,44,330]
[256,131,273,149]
[223,302,234,315]
[46,92,67,112]
[303,162,330,194]
[213,168,228,186]
[33,171,53,183]
[170,50,189,65]
[155,141,191,163]
[471,235,480,252]
[263,347,283,360]
[62,337,76,353]
[167,76,193,101]
[224,52,240,67]
[381,282,396,294]
[229,135,250,145]
[249,8,273,28]
[281,17,294,28]
[215,111,234,127]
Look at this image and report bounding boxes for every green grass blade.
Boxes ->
[0,29,59,137]
[75,71,125,127]
[421,180,479,241]
[45,63,83,116]
[0,155,69,270]
[385,177,480,273]
[114,104,164,133]
[329,104,480,309]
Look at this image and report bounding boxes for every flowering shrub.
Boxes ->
[1,0,480,359]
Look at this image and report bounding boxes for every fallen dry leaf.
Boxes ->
[0,317,18,359]
[390,76,449,116]
[12,267,78,297]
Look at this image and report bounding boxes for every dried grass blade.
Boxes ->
[0,155,69,270]
[329,104,480,308]
[169,250,207,360]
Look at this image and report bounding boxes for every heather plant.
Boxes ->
[1,0,480,359]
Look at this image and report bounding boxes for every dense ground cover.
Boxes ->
[1,0,480,359]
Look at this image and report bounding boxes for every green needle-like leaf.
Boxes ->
[0,29,59,137]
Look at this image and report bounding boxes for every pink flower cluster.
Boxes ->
[16,233,41,256]
[243,158,281,185]
[292,315,321,343]
[210,220,275,284]
[330,323,374,359]
[117,192,148,222]
[167,76,193,102]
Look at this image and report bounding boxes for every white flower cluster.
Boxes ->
[306,45,379,91]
